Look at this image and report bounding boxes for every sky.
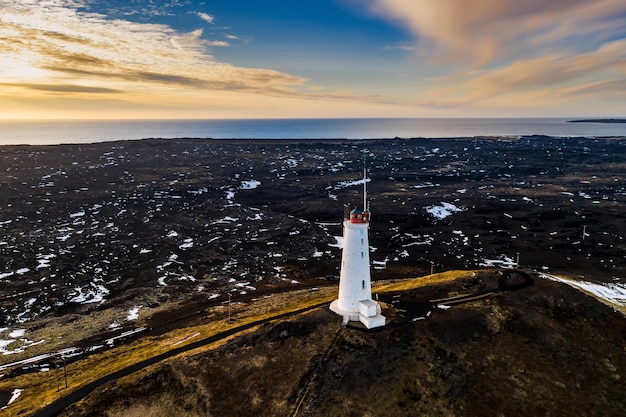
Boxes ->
[1,0,625,119]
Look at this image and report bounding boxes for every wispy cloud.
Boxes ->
[383,44,416,52]
[195,12,215,24]
[361,0,626,113]
[0,1,309,100]
[366,0,626,66]
[3,83,122,94]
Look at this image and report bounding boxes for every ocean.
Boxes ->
[0,118,625,146]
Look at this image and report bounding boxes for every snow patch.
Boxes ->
[69,284,109,304]
[334,177,370,190]
[541,274,626,310]
[179,238,194,249]
[479,256,516,268]
[126,306,142,321]
[425,202,465,220]
[240,180,261,190]
[329,236,343,249]
[5,389,22,408]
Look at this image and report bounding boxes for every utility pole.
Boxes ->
[430,261,434,275]
[53,354,68,391]
[62,355,68,389]
[582,225,587,242]
[54,358,60,392]
[516,252,520,268]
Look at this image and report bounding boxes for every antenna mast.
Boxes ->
[364,167,368,212]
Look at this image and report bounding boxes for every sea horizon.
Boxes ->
[1,117,625,146]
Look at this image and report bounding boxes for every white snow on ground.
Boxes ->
[479,256,516,268]
[334,177,370,190]
[3,389,23,408]
[69,284,109,304]
[211,216,239,224]
[0,272,14,279]
[425,202,465,220]
[240,180,261,190]
[0,329,46,355]
[36,253,56,269]
[329,236,343,248]
[69,211,85,218]
[412,182,439,189]
[8,329,25,338]
[16,268,30,275]
[540,273,626,311]
[188,187,208,195]
[126,306,142,321]
[166,230,179,238]
[372,258,388,269]
[402,233,434,247]
[105,327,146,346]
[179,238,194,249]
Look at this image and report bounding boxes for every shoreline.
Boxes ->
[1,134,626,148]
[568,118,626,124]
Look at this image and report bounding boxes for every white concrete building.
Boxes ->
[330,173,385,329]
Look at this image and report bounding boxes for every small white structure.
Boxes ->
[330,170,386,329]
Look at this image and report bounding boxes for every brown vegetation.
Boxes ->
[60,271,626,417]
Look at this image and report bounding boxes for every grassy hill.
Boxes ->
[59,271,626,417]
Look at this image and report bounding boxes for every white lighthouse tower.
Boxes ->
[330,170,386,329]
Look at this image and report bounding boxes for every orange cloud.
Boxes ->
[360,0,626,114]
[367,0,626,66]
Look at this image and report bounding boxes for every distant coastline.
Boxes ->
[1,118,626,145]
[568,118,626,124]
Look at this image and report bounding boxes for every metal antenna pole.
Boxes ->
[363,168,367,212]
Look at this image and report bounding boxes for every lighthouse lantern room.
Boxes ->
[330,170,386,329]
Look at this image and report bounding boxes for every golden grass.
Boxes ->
[0,271,476,416]
[374,270,479,293]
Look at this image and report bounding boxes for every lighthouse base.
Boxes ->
[330,299,386,329]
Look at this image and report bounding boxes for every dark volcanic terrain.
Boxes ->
[0,136,625,357]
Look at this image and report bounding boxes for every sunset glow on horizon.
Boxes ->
[1,0,625,120]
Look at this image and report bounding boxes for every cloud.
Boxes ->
[414,40,626,110]
[359,0,626,113]
[3,83,121,93]
[0,1,312,99]
[196,12,215,24]
[365,0,626,66]
[1,0,412,120]
[383,44,416,52]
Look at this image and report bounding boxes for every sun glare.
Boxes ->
[3,54,51,82]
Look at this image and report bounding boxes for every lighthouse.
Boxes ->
[330,170,386,329]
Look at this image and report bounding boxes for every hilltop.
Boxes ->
[57,270,626,417]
